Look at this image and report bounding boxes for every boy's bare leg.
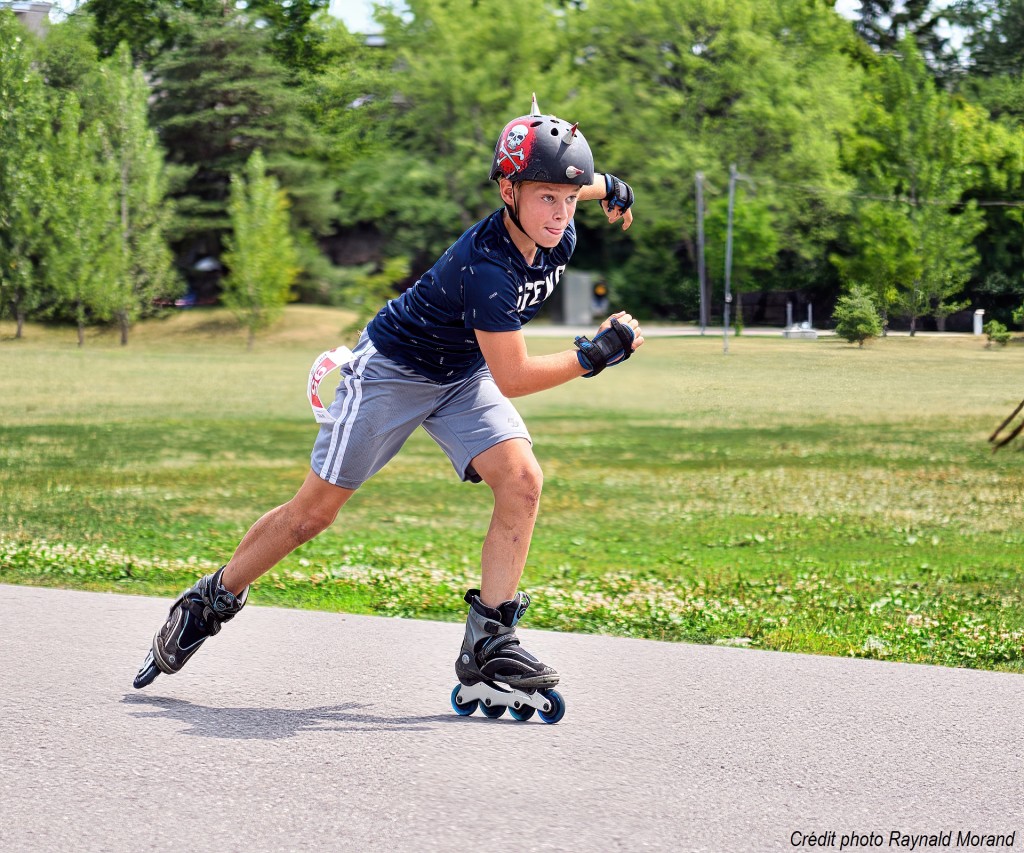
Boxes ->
[133,470,354,688]
[453,438,560,708]
[470,438,543,607]
[221,470,356,594]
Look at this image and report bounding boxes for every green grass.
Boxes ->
[2,307,1024,671]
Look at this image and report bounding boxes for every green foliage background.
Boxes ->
[5,1,1024,335]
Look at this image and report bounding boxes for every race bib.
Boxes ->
[307,346,355,424]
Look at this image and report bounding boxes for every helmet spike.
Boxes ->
[530,93,541,117]
[561,122,579,145]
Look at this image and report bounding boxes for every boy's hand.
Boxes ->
[603,204,633,230]
[602,173,634,231]
[575,312,645,377]
[597,311,644,352]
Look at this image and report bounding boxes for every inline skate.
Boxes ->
[133,566,248,688]
[450,588,565,723]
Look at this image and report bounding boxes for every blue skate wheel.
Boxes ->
[537,689,565,724]
[480,701,506,719]
[508,703,536,722]
[450,685,478,716]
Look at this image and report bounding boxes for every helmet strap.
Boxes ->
[504,183,546,255]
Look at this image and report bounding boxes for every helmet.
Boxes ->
[489,94,594,187]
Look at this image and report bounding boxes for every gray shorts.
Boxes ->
[310,332,531,489]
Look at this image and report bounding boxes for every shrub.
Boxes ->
[984,319,1011,346]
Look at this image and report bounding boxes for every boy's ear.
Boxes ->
[498,178,516,207]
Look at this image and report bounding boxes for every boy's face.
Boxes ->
[500,180,579,249]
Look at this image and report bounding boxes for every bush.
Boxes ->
[833,285,883,347]
[984,319,1012,346]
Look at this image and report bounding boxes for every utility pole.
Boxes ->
[695,172,707,335]
[723,164,737,354]
[723,163,752,355]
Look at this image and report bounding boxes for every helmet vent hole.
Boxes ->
[550,128,559,136]
[530,121,543,127]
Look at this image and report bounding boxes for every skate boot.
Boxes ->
[133,566,248,689]
[450,588,565,723]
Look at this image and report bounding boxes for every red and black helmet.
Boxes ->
[490,94,595,187]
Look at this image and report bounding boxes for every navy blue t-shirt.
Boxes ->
[366,209,575,382]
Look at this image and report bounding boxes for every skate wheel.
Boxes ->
[537,689,565,724]
[508,703,536,722]
[450,685,478,716]
[480,701,506,719]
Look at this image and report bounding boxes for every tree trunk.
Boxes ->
[77,322,85,347]
[119,310,130,346]
[936,315,947,332]
[16,310,25,339]
[909,315,916,337]
[247,326,255,351]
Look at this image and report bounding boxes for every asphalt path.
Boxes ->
[1,584,1021,853]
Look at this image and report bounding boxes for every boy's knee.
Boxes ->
[288,504,338,543]
[493,458,544,510]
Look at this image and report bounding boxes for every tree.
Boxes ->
[568,0,861,319]
[327,0,567,266]
[89,44,181,344]
[954,0,1024,77]
[849,0,961,82]
[835,37,985,333]
[0,12,51,338]
[44,96,121,346]
[243,0,331,75]
[833,285,884,346]
[150,11,336,297]
[35,11,99,92]
[85,0,332,75]
[221,151,299,349]
[831,201,918,332]
[82,0,223,65]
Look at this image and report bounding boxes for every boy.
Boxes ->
[134,96,642,722]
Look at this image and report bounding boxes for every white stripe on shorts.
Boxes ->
[318,338,377,482]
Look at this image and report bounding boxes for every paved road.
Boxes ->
[1,584,1021,853]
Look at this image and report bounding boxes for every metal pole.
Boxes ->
[723,163,737,354]
[696,172,707,335]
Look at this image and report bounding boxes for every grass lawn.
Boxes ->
[2,306,1023,671]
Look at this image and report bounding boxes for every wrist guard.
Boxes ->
[603,173,634,212]
[575,318,635,378]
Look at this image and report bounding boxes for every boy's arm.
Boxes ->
[476,311,644,398]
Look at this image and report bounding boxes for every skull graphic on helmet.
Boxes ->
[506,124,529,150]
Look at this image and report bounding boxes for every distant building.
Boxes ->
[0,2,53,35]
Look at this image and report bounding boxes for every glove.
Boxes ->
[574,318,635,378]
[603,173,634,213]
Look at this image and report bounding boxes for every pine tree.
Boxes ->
[833,286,883,346]
[150,11,335,297]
